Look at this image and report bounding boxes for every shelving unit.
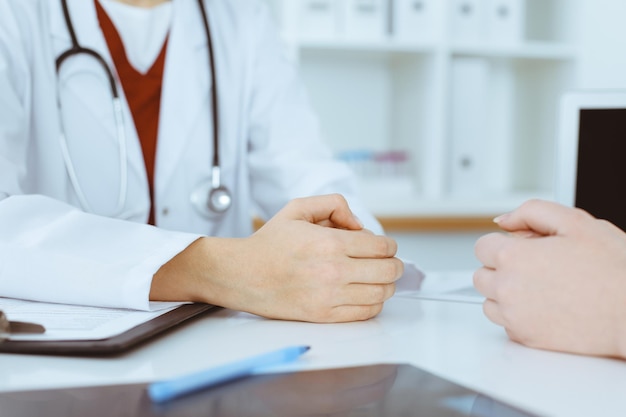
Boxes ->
[266,0,581,221]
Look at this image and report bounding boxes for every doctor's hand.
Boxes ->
[151,194,403,323]
[473,199,626,359]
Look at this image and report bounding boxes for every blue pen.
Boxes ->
[147,345,310,403]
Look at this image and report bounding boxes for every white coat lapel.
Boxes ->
[156,0,211,194]
[49,0,148,195]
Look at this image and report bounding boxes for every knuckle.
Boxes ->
[481,300,493,318]
[387,259,403,281]
[311,234,343,259]
[330,237,347,255]
[373,237,395,257]
[288,196,304,207]
[571,207,593,222]
[318,309,346,323]
[474,233,492,254]
[368,304,384,318]
[377,260,395,282]
[393,258,404,279]
[494,281,512,302]
[560,207,594,234]
[472,268,485,290]
[334,305,385,323]
[492,238,520,268]
[351,305,383,322]
[330,193,347,205]
[368,285,387,303]
[313,311,334,324]
[524,198,542,208]
[386,237,398,256]
[520,198,543,213]
[505,327,535,348]
[386,283,397,299]
[316,262,343,285]
[493,245,511,266]
[374,239,388,257]
[304,301,336,323]
[474,232,502,259]
[596,218,621,233]
[283,197,306,213]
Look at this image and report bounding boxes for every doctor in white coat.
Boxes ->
[0,0,407,323]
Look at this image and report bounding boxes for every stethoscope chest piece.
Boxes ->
[190,166,232,218]
[208,186,232,214]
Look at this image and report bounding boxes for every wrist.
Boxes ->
[613,272,626,360]
[150,237,237,305]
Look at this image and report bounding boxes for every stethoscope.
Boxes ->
[56,0,232,219]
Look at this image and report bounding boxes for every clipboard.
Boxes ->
[0,303,218,356]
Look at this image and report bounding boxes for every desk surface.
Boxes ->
[1,295,625,417]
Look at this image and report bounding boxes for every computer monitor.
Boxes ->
[556,91,626,232]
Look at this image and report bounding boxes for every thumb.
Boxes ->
[494,199,589,236]
[280,194,364,231]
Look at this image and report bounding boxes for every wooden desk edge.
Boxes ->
[375,216,500,232]
[254,216,501,232]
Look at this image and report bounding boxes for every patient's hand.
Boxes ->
[473,199,626,359]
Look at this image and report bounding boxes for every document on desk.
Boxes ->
[405,270,485,304]
[0,297,184,342]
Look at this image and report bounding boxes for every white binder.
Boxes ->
[392,0,437,42]
[448,57,489,195]
[343,0,389,41]
[297,0,341,41]
[449,0,487,43]
[485,0,526,44]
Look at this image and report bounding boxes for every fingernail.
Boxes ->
[493,213,510,224]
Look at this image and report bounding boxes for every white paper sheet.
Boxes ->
[399,270,485,304]
[0,297,184,341]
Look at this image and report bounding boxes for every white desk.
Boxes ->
[1,294,625,417]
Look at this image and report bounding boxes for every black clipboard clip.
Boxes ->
[0,310,46,341]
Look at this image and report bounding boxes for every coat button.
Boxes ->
[162,208,170,216]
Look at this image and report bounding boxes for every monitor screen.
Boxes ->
[576,108,626,232]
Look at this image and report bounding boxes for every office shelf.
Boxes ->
[298,39,437,54]
[268,0,581,220]
[359,187,553,217]
[298,40,577,61]
[450,42,578,60]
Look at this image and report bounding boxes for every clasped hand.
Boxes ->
[152,194,403,323]
[473,199,626,359]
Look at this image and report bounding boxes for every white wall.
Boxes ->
[579,0,626,89]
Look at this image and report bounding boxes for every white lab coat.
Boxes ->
[0,0,385,310]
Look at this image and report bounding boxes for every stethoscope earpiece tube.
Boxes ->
[57,0,128,217]
[56,0,232,219]
[197,0,232,215]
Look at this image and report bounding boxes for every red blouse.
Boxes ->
[95,0,169,225]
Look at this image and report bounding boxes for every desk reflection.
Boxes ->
[0,364,535,417]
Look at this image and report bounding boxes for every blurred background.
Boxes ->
[262,0,625,271]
